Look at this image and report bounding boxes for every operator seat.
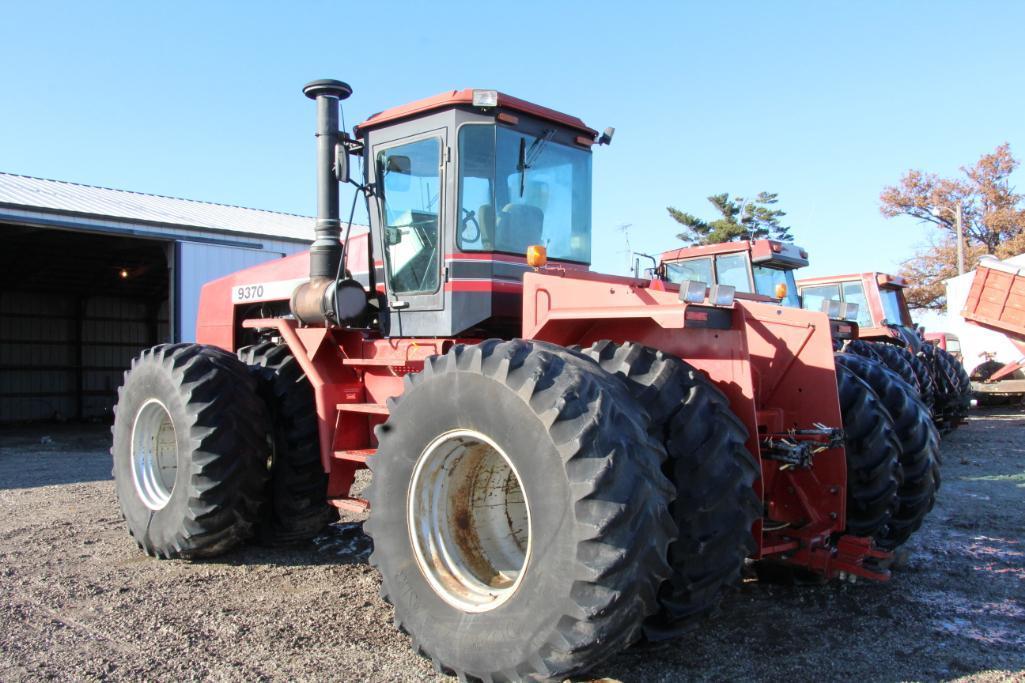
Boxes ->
[494,203,544,254]
[478,204,496,250]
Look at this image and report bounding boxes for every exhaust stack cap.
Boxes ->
[303,79,353,101]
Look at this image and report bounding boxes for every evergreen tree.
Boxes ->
[668,192,793,245]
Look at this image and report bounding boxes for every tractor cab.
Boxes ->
[354,89,602,337]
[658,239,808,308]
[796,272,915,343]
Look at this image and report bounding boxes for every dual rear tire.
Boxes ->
[113,342,335,559]
[835,353,940,549]
[366,339,759,680]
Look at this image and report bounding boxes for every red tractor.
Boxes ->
[797,272,972,431]
[111,81,935,681]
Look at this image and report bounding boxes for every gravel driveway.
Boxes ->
[1,408,1023,682]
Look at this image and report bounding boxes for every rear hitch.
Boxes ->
[762,423,844,469]
[788,533,892,582]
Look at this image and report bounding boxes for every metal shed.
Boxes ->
[0,172,312,423]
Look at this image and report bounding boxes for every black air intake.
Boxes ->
[291,79,360,327]
[302,78,352,279]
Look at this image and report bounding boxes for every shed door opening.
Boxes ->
[0,226,170,423]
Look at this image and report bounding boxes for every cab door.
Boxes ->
[372,129,447,316]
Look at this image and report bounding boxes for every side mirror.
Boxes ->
[385,226,403,246]
[334,143,349,184]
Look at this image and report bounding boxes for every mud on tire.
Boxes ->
[582,340,759,639]
[112,343,270,559]
[365,339,675,681]
[834,353,940,549]
[238,342,338,544]
[833,357,902,538]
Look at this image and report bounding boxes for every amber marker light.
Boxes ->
[526,245,547,268]
[774,282,788,299]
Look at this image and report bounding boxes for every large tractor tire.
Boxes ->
[972,359,1025,381]
[833,358,902,538]
[849,340,914,391]
[873,342,935,411]
[365,339,675,681]
[972,360,1025,406]
[238,342,338,544]
[925,344,970,431]
[111,344,270,559]
[937,347,972,421]
[834,354,940,549]
[582,340,759,639]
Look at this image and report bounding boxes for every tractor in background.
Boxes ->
[658,238,942,548]
[111,81,936,681]
[924,331,963,363]
[797,272,972,431]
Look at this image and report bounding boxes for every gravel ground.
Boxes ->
[1,408,1023,682]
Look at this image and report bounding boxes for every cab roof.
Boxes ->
[797,272,908,288]
[660,239,809,268]
[355,89,598,137]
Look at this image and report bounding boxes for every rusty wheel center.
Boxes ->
[408,429,531,613]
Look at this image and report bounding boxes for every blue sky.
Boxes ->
[3,1,1023,280]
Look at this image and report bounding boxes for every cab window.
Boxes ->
[665,257,713,285]
[879,287,908,325]
[378,137,442,295]
[841,281,873,327]
[752,265,800,306]
[715,253,751,291]
[801,284,840,313]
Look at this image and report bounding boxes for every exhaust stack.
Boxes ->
[303,78,352,279]
[292,79,354,326]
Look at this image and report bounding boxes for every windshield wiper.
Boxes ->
[517,137,527,197]
[516,129,556,197]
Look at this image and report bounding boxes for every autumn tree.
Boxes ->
[668,192,793,245]
[881,143,1025,309]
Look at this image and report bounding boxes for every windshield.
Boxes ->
[879,287,908,325]
[458,124,592,262]
[664,257,713,285]
[752,265,800,307]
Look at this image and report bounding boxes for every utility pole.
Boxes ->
[934,205,966,275]
[955,203,965,275]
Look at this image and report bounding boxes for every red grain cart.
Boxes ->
[961,259,1025,398]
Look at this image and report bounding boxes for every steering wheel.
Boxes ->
[460,208,481,243]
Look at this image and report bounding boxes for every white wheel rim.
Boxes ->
[130,398,178,511]
[407,429,531,613]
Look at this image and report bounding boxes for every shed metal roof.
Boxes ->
[0,172,316,242]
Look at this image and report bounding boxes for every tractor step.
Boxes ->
[336,402,389,415]
[341,358,417,367]
[328,496,370,513]
[334,448,376,464]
